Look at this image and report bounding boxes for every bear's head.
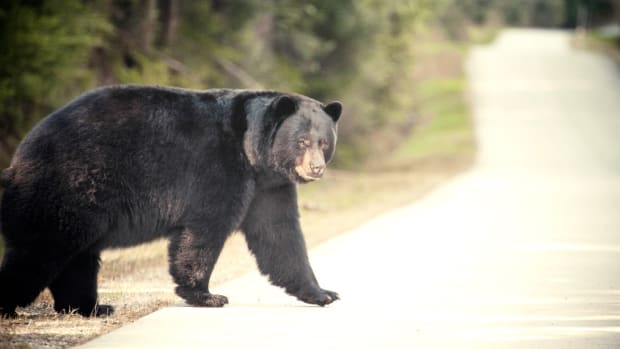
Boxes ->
[266,95,342,184]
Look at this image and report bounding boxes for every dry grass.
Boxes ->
[0,158,472,349]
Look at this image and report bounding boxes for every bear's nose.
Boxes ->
[310,164,325,176]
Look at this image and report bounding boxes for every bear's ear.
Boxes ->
[324,101,342,123]
[272,95,297,118]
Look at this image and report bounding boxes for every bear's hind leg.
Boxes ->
[168,227,230,307]
[49,251,113,317]
[0,247,60,317]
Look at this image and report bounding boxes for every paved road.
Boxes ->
[79,29,620,348]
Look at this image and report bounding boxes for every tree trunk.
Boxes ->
[156,0,178,48]
[136,0,156,51]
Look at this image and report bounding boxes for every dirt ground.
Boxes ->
[0,158,472,349]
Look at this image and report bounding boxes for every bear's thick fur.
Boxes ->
[0,85,342,317]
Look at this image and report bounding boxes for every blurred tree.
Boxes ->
[167,0,260,87]
[0,0,439,168]
[564,0,617,28]
[0,0,110,167]
[6,0,581,169]
[155,0,179,48]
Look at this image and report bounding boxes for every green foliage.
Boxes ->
[383,51,474,170]
[1,0,588,170]
[0,0,441,169]
[436,0,570,32]
[566,0,619,28]
[0,0,110,167]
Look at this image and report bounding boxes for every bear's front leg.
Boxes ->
[241,184,339,306]
[168,227,229,307]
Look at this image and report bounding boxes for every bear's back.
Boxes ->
[11,86,229,172]
[1,86,255,246]
[4,86,244,213]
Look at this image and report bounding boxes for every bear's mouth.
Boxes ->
[292,148,325,182]
[294,166,322,182]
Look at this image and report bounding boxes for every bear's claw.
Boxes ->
[297,288,340,306]
[177,287,229,308]
[323,289,340,302]
[202,294,229,307]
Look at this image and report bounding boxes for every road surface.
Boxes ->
[79,29,620,349]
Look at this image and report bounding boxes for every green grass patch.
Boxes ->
[414,40,468,55]
[589,31,620,48]
[573,31,620,65]
[384,77,474,170]
[417,78,465,101]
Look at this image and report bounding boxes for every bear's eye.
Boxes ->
[299,139,311,148]
[318,139,328,150]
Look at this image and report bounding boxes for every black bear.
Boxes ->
[0,85,342,317]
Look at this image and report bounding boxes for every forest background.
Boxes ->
[2,0,617,170]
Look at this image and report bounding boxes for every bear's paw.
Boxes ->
[176,286,229,307]
[296,288,340,307]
